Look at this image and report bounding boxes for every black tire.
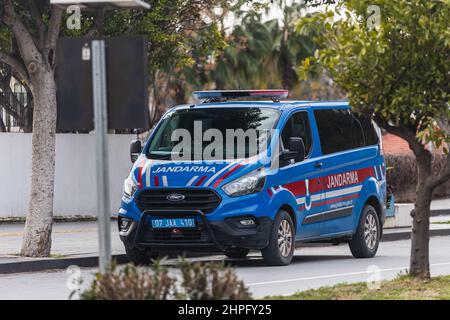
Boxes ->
[125,246,159,265]
[224,248,250,259]
[261,210,295,266]
[349,205,380,258]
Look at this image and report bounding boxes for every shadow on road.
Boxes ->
[198,254,355,268]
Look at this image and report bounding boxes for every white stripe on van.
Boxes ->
[373,166,379,180]
[296,185,362,205]
[203,162,236,187]
[145,162,152,187]
[325,185,362,199]
[296,193,322,205]
[187,176,199,186]
[162,175,168,187]
[296,197,306,205]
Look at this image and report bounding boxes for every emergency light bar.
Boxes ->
[50,0,150,9]
[193,90,289,102]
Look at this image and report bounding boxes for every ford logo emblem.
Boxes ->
[166,193,185,202]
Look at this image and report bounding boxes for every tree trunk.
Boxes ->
[0,114,6,132]
[409,148,433,279]
[20,68,57,257]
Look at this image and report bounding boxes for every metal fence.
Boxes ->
[0,92,31,132]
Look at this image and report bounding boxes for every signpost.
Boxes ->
[51,0,150,273]
[91,40,111,273]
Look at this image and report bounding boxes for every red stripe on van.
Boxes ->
[154,176,159,187]
[212,164,243,188]
[283,177,322,196]
[286,167,376,197]
[312,193,359,207]
[298,194,360,211]
[195,176,207,186]
[138,166,144,190]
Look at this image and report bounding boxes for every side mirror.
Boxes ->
[281,137,305,163]
[130,140,142,163]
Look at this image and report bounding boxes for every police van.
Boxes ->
[118,90,386,266]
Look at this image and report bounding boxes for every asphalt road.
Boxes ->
[1,236,450,300]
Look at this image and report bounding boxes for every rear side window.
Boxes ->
[353,113,379,146]
[314,109,379,155]
[314,109,355,154]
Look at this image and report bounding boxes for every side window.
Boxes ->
[354,113,379,146]
[351,114,365,148]
[314,109,355,155]
[280,111,312,160]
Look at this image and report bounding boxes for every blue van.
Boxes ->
[118,90,386,266]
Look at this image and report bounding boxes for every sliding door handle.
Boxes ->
[314,162,323,169]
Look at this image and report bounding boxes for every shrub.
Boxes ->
[79,259,251,300]
[178,260,251,300]
[385,154,450,202]
[80,262,175,300]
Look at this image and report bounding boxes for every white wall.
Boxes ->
[0,133,135,217]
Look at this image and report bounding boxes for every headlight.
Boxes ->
[123,175,138,199]
[222,168,266,197]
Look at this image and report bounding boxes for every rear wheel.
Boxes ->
[125,246,159,265]
[224,248,250,259]
[349,205,380,258]
[261,210,295,266]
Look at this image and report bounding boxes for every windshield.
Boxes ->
[146,107,279,160]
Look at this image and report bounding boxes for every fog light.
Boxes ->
[239,219,256,226]
[119,218,131,231]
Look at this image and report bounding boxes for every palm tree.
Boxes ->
[210,2,316,93]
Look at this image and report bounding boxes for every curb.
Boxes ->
[0,254,128,275]
[382,227,450,242]
[431,209,450,217]
[1,228,450,275]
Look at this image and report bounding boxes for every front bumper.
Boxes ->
[119,210,272,252]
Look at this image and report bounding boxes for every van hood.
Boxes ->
[131,155,265,189]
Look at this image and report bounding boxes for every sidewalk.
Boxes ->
[430,198,450,215]
[0,221,124,258]
[1,215,450,274]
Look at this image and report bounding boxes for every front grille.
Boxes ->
[136,188,221,214]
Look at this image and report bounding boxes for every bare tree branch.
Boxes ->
[45,6,63,51]
[28,0,46,49]
[2,0,42,70]
[0,52,29,82]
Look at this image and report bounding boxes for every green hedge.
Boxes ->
[78,260,251,300]
[385,154,450,202]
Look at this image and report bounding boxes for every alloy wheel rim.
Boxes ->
[278,220,293,257]
[364,213,378,250]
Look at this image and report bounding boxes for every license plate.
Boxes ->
[151,218,196,229]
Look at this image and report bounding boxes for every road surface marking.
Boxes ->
[247,262,450,286]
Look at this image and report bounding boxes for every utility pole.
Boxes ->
[91,40,111,273]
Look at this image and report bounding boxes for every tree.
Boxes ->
[210,3,316,93]
[0,0,247,257]
[0,0,64,256]
[297,0,450,278]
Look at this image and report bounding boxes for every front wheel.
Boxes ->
[349,205,380,258]
[261,210,295,266]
